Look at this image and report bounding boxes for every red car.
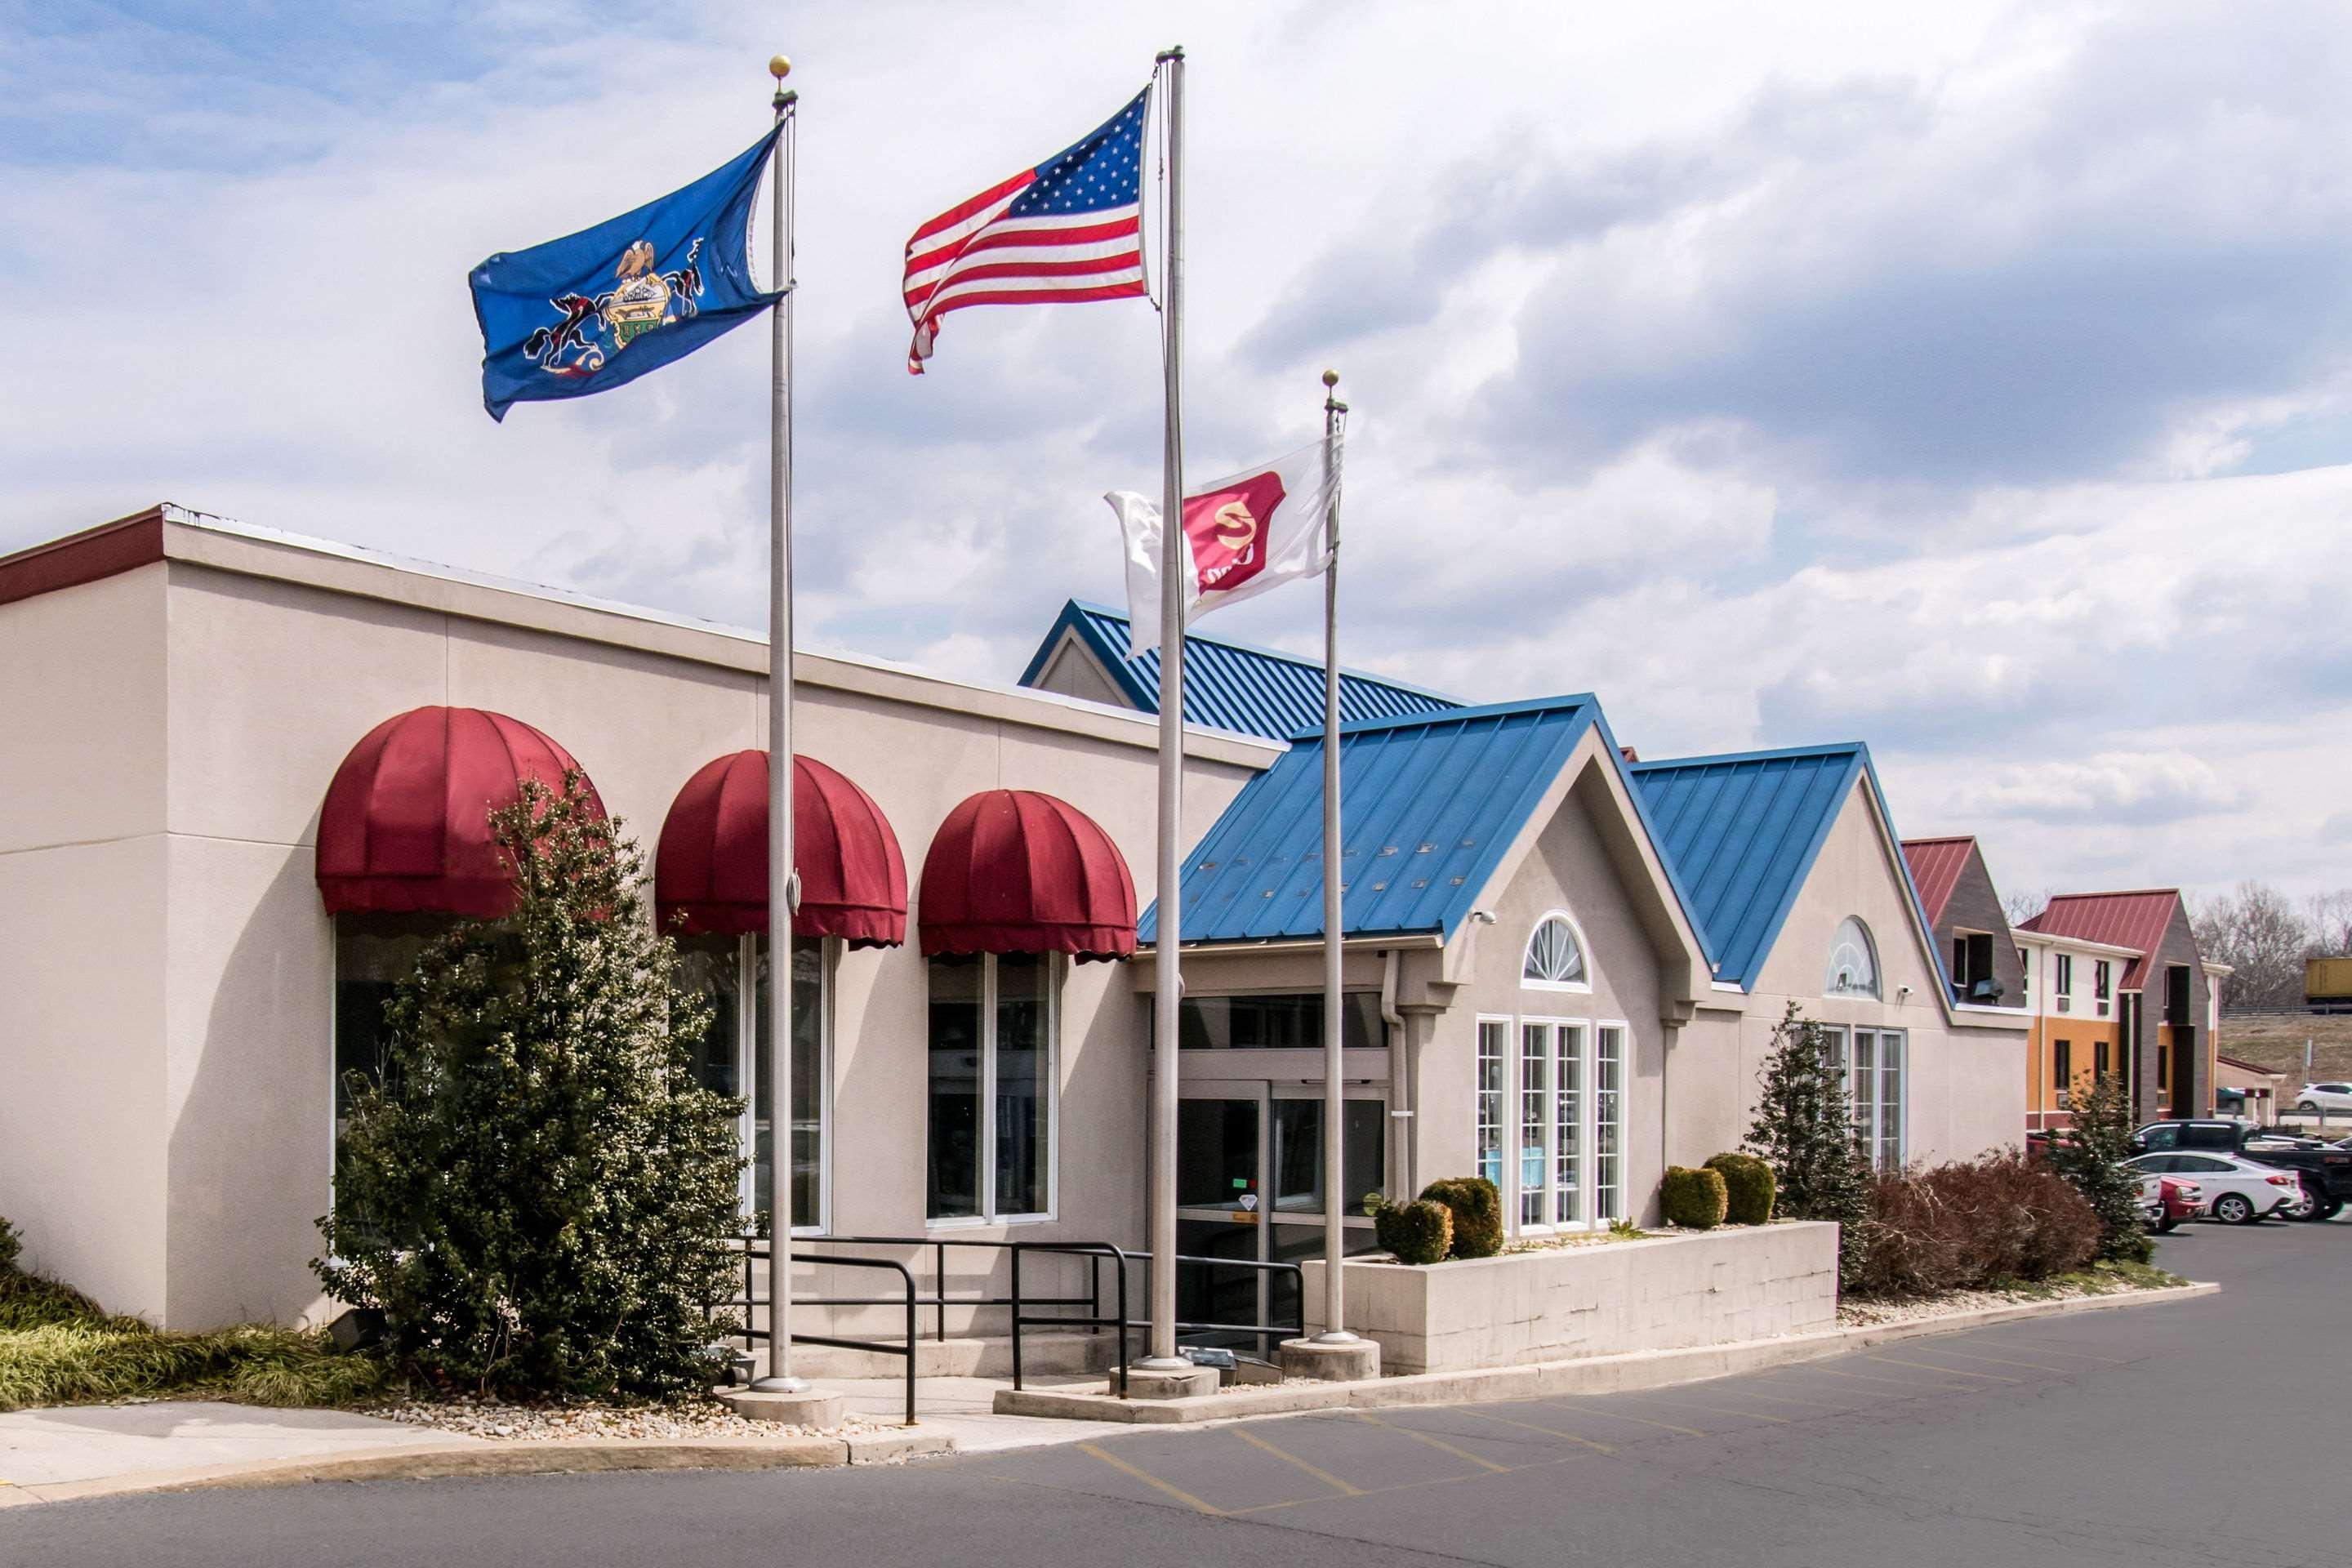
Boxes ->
[2138,1173,2207,1233]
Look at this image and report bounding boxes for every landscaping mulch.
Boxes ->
[371,1393,882,1441]
[1838,1261,2186,1328]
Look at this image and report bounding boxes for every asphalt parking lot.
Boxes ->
[6,1213,2343,1568]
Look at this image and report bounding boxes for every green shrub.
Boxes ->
[1745,1002,1870,1282]
[2042,1072,2154,1263]
[0,1322,390,1414]
[1419,1177,1504,1258]
[1364,1194,1454,1265]
[315,775,746,1401]
[1661,1165,1729,1228]
[0,1215,19,1274]
[1705,1152,1776,1225]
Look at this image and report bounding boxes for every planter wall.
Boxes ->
[1300,1220,1838,1374]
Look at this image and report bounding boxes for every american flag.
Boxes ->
[902,87,1151,374]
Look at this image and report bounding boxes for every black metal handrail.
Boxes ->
[795,1234,1103,1344]
[720,1242,919,1426]
[1008,1241,1307,1396]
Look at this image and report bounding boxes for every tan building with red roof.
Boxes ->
[2017,890,2219,1125]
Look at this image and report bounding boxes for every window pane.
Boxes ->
[789,940,822,1230]
[333,915,437,1131]
[1272,1098,1322,1214]
[1477,1021,1507,1192]
[1877,1033,1903,1170]
[994,952,1051,1217]
[1520,1023,1550,1227]
[1850,1031,1875,1149]
[1344,1098,1386,1209]
[926,956,983,1220]
[1178,1098,1260,1209]
[1596,1027,1624,1222]
[1179,992,1385,1050]
[1556,1026,1584,1226]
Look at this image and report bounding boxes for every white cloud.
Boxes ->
[1953,751,2249,822]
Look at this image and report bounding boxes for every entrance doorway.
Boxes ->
[1174,1080,1388,1344]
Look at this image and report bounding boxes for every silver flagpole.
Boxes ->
[1312,369,1355,1345]
[753,54,807,1396]
[1140,42,1189,1374]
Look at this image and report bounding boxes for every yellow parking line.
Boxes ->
[1233,1427,1364,1497]
[1645,1398,1791,1424]
[1916,1346,2082,1374]
[1870,1354,2022,1383]
[1723,1383,1859,1410]
[1352,1411,1512,1472]
[1449,1406,1617,1454]
[1786,1364,1980,1392]
[1076,1441,1223,1516]
[1544,1403,1704,1437]
[1980,1339,2132,1364]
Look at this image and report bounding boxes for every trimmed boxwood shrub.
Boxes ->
[1364,1194,1454,1265]
[1705,1152,1776,1225]
[1661,1165,1729,1229]
[1419,1177,1504,1259]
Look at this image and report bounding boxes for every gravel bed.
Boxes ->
[1837,1276,2168,1328]
[372,1394,880,1441]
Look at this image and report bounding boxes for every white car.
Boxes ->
[2121,1152,2308,1224]
[2294,1082,2352,1116]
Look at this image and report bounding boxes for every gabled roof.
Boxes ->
[2018,890,2182,989]
[1019,599,1461,744]
[1900,836,1976,926]
[1629,742,1940,993]
[1141,694,1680,947]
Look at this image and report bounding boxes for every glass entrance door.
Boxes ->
[1174,1080,1386,1346]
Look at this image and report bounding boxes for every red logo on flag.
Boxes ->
[1182,470,1287,595]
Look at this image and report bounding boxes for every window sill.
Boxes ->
[924,1213,1058,1232]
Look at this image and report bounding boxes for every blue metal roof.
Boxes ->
[1140,696,1606,947]
[1628,742,1934,990]
[1018,599,1460,743]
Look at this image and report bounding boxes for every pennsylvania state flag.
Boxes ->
[470,129,782,421]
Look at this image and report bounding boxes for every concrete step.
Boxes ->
[760,1332,1125,1381]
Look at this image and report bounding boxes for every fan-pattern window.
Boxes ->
[1522,915,1588,987]
[1825,916,1879,999]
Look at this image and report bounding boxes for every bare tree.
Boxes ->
[2305,889,2352,958]
[2003,885,2056,928]
[2193,880,2310,1009]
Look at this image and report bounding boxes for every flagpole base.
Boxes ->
[1132,1355,1192,1373]
[723,1386,844,1428]
[1279,1336,1380,1383]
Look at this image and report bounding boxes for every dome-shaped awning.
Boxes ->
[654,751,907,947]
[316,706,601,918]
[918,790,1136,964]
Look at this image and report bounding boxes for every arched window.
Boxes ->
[1521,913,1589,989]
[1825,916,1880,999]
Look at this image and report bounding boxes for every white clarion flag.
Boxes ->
[1105,438,1340,659]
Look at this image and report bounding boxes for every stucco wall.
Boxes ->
[15,559,1264,1329]
[0,567,172,1319]
[1422,754,1672,1227]
[1668,782,2025,1172]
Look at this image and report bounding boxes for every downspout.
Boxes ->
[1383,947,1412,1200]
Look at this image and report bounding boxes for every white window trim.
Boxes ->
[1520,908,1596,994]
[927,952,1061,1230]
[1821,1024,1908,1169]
[1476,1011,1627,1236]
[737,933,833,1238]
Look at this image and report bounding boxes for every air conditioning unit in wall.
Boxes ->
[2056,997,2072,1013]
[2096,1000,2110,1018]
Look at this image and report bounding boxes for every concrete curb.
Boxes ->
[992,1281,2220,1425]
[0,1426,955,1508]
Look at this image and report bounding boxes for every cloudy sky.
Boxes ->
[7,0,2350,902]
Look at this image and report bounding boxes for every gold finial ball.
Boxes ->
[1321,369,1339,388]
[769,55,791,80]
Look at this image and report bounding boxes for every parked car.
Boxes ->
[2136,1173,2207,1233]
[2295,1082,2352,1116]
[2123,1152,2306,1224]
[2131,1120,2351,1222]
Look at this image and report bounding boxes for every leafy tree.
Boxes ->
[1744,1002,1872,1282]
[2044,1070,2152,1263]
[315,773,746,1401]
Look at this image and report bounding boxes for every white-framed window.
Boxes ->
[1521,911,1591,991]
[927,952,1058,1225]
[2018,948,2031,1000]
[1825,916,1879,999]
[1825,1026,1906,1170]
[673,933,831,1235]
[1475,1013,1627,1233]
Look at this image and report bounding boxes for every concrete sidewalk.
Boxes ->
[0,1401,483,1496]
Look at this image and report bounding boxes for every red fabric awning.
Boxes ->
[918,789,1136,963]
[654,751,907,947]
[316,706,600,918]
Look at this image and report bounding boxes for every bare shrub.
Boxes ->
[1848,1151,2102,1298]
